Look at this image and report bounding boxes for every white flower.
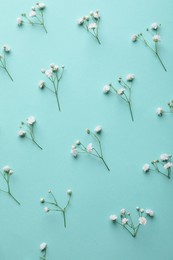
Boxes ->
[40,198,45,203]
[139,217,147,225]
[67,189,72,195]
[103,85,110,94]
[77,17,84,25]
[94,125,102,133]
[146,209,154,217]
[152,35,160,42]
[29,10,36,17]
[36,3,46,9]
[131,34,137,42]
[41,68,46,73]
[160,154,171,161]
[122,218,128,224]
[38,80,45,89]
[40,242,47,251]
[52,65,59,72]
[120,208,126,215]
[9,170,13,175]
[151,23,159,30]
[93,11,100,19]
[117,88,125,95]
[87,143,93,153]
[126,74,135,81]
[142,164,150,172]
[26,116,36,125]
[164,162,173,169]
[76,140,80,145]
[3,166,10,173]
[18,130,26,137]
[3,45,11,52]
[156,107,163,116]
[44,207,49,212]
[140,208,144,213]
[71,148,78,157]
[109,214,118,221]
[17,17,23,26]
[88,23,97,29]
[45,69,53,78]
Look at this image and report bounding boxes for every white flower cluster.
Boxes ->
[0,45,13,81]
[131,22,166,71]
[3,165,13,175]
[77,10,101,44]
[17,3,47,33]
[40,242,47,259]
[110,207,154,237]
[143,153,172,178]
[156,100,173,117]
[103,74,135,121]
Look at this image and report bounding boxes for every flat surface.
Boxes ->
[0,0,173,259]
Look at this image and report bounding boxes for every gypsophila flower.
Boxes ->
[39,63,65,112]
[40,242,47,259]
[131,23,166,71]
[77,10,101,44]
[143,153,172,179]
[19,116,43,150]
[71,126,110,171]
[156,100,173,117]
[41,189,72,228]
[18,3,48,33]
[103,74,135,122]
[40,198,45,203]
[0,45,13,81]
[110,206,154,237]
[0,166,20,205]
[110,215,118,221]
[38,80,45,89]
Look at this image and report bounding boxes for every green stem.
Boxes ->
[155,53,167,72]
[8,192,20,205]
[32,139,43,150]
[100,157,110,171]
[62,210,67,228]
[128,101,134,122]
[4,67,13,81]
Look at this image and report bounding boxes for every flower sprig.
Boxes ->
[18,116,43,150]
[110,207,154,238]
[40,243,47,260]
[39,64,65,112]
[77,10,101,44]
[103,74,135,122]
[131,22,167,71]
[0,45,13,81]
[71,126,110,171]
[17,3,48,33]
[143,153,172,179]
[0,166,20,205]
[40,189,72,228]
[156,101,173,117]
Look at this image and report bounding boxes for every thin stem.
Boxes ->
[4,67,13,81]
[32,138,43,150]
[8,192,20,205]
[128,101,134,122]
[62,210,67,228]
[100,157,110,171]
[155,53,167,72]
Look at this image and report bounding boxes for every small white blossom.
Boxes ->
[151,23,159,30]
[40,242,47,251]
[44,207,49,212]
[146,209,154,217]
[3,166,11,173]
[29,10,36,17]
[36,3,46,9]
[103,85,110,94]
[139,217,147,225]
[3,45,11,52]
[160,154,171,161]
[17,17,23,26]
[93,12,100,20]
[117,88,125,95]
[140,208,144,213]
[88,23,97,29]
[156,107,163,116]
[18,130,26,137]
[126,74,135,81]
[131,34,138,42]
[71,148,78,157]
[77,17,84,25]
[45,69,53,78]
[38,80,45,89]
[40,198,45,203]
[164,162,173,169]
[26,116,36,125]
[9,170,13,175]
[94,125,102,133]
[109,214,118,221]
[67,189,72,195]
[41,68,46,73]
[122,218,128,225]
[76,140,81,145]
[120,208,126,215]
[152,35,160,42]
[142,164,150,172]
[87,143,93,153]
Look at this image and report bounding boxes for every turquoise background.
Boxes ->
[0,0,173,259]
